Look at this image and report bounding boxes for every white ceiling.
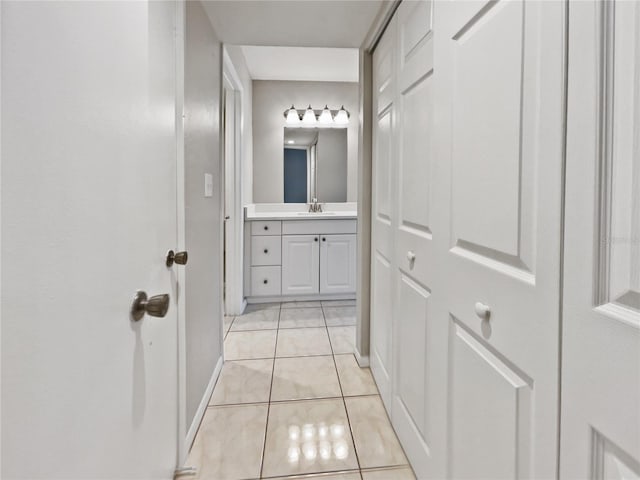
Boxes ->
[201,1,386,48]
[241,46,359,82]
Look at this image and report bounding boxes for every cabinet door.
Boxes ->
[320,234,356,294]
[281,235,319,295]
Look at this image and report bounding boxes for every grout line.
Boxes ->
[209,393,382,409]
[324,307,364,473]
[259,306,281,479]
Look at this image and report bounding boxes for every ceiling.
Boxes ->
[201,1,386,48]
[284,128,320,147]
[241,46,359,82]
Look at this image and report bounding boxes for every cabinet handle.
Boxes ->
[263,279,268,284]
[314,237,318,242]
[264,248,268,254]
[264,225,268,231]
[322,237,326,242]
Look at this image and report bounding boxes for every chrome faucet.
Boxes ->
[308,197,323,213]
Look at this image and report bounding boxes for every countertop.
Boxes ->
[245,203,357,221]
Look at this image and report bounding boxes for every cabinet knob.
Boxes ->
[263,279,268,284]
[406,251,416,262]
[264,225,268,231]
[264,248,268,254]
[322,237,326,242]
[314,237,318,242]
[474,302,491,319]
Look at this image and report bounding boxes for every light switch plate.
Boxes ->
[204,173,213,197]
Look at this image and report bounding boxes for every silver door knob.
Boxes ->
[166,250,188,267]
[474,302,491,319]
[130,291,170,321]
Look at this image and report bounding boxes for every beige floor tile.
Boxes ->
[321,300,356,307]
[268,472,361,480]
[262,398,359,478]
[345,396,408,469]
[334,354,379,397]
[230,307,279,331]
[271,356,341,401]
[279,307,326,328]
[362,466,416,480]
[223,315,234,336]
[224,330,277,360]
[282,300,322,309]
[323,306,356,326]
[328,326,356,354]
[186,404,267,480]
[276,328,333,357]
[210,359,273,405]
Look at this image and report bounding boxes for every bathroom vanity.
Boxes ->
[244,203,357,303]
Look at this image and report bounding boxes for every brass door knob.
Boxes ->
[130,291,170,321]
[166,250,188,267]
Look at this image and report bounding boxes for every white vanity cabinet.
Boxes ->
[319,234,357,294]
[244,216,357,301]
[281,235,320,295]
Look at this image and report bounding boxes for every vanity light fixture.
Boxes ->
[333,105,350,125]
[318,105,333,125]
[285,105,301,125]
[302,105,317,125]
[283,105,350,126]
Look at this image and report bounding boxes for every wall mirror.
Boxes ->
[283,127,348,203]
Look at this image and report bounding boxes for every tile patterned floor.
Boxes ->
[184,301,415,480]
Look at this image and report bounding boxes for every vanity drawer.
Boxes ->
[251,266,281,296]
[251,236,281,266]
[251,220,281,236]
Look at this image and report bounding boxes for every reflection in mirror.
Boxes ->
[284,127,347,203]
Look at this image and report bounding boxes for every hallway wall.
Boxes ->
[184,0,223,433]
[225,45,254,206]
[252,80,359,203]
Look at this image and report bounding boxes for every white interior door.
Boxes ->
[389,2,446,479]
[434,1,566,478]
[223,78,235,314]
[282,234,319,295]
[370,16,397,410]
[560,1,640,478]
[2,2,179,478]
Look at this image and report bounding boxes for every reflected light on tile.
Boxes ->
[302,423,315,440]
[288,445,300,463]
[334,439,349,460]
[331,423,345,439]
[285,421,350,464]
[289,425,300,441]
[319,440,332,460]
[302,441,318,460]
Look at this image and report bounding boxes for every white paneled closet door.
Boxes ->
[371,16,397,410]
[434,1,566,478]
[391,2,447,479]
[561,1,640,478]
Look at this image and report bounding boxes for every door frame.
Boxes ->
[222,47,245,317]
[175,0,188,467]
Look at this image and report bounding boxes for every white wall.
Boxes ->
[184,1,223,433]
[252,80,359,203]
[225,45,253,205]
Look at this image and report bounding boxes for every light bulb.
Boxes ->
[334,105,349,125]
[302,105,317,125]
[318,105,333,124]
[285,105,300,125]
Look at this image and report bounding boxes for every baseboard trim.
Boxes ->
[184,355,223,453]
[355,349,370,368]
